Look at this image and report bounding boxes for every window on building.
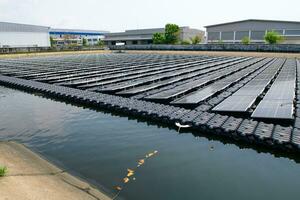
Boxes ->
[207,32,220,41]
[221,31,234,40]
[285,30,300,35]
[87,39,92,41]
[93,39,98,41]
[132,41,138,44]
[235,31,249,40]
[250,31,265,40]
[271,30,284,35]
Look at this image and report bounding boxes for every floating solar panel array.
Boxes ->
[0,54,299,153]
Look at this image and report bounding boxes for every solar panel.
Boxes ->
[251,59,296,119]
[212,96,257,112]
[124,58,247,96]
[251,100,293,119]
[59,59,220,87]
[172,83,226,104]
[230,86,265,96]
[172,58,269,105]
[145,58,256,100]
[95,58,240,92]
[212,58,284,113]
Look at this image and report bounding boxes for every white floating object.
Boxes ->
[175,122,191,132]
[175,122,191,128]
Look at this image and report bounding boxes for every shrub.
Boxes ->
[241,36,250,45]
[264,31,284,44]
[0,166,7,177]
[181,40,191,45]
[190,35,202,44]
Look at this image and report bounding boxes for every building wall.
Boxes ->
[180,27,205,42]
[51,34,104,46]
[0,31,50,47]
[0,22,50,47]
[206,20,300,44]
[104,27,204,45]
[50,29,106,46]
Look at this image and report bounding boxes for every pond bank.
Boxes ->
[0,141,111,200]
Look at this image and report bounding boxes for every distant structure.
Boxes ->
[50,28,108,47]
[0,21,50,47]
[103,27,204,45]
[205,19,300,44]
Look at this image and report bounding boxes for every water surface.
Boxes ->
[0,86,300,200]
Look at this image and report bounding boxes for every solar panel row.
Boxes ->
[144,58,256,100]
[96,57,244,93]
[93,57,238,92]
[251,59,296,119]
[116,58,246,95]
[47,56,212,84]
[171,58,272,105]
[212,58,284,112]
[59,58,217,87]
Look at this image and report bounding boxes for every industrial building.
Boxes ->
[103,27,204,45]
[205,19,300,44]
[50,28,108,46]
[0,21,50,47]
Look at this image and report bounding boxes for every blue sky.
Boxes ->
[0,0,299,32]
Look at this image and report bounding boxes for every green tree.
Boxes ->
[241,36,250,45]
[82,38,87,46]
[264,31,284,44]
[164,23,180,44]
[190,35,202,44]
[152,33,165,44]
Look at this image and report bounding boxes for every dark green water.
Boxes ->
[1,85,300,200]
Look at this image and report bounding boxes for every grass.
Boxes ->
[0,166,8,177]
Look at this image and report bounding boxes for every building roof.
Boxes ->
[104,28,165,37]
[104,26,198,36]
[50,28,108,36]
[103,36,153,41]
[0,21,49,32]
[205,19,300,28]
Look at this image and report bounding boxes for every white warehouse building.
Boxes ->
[0,21,50,48]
